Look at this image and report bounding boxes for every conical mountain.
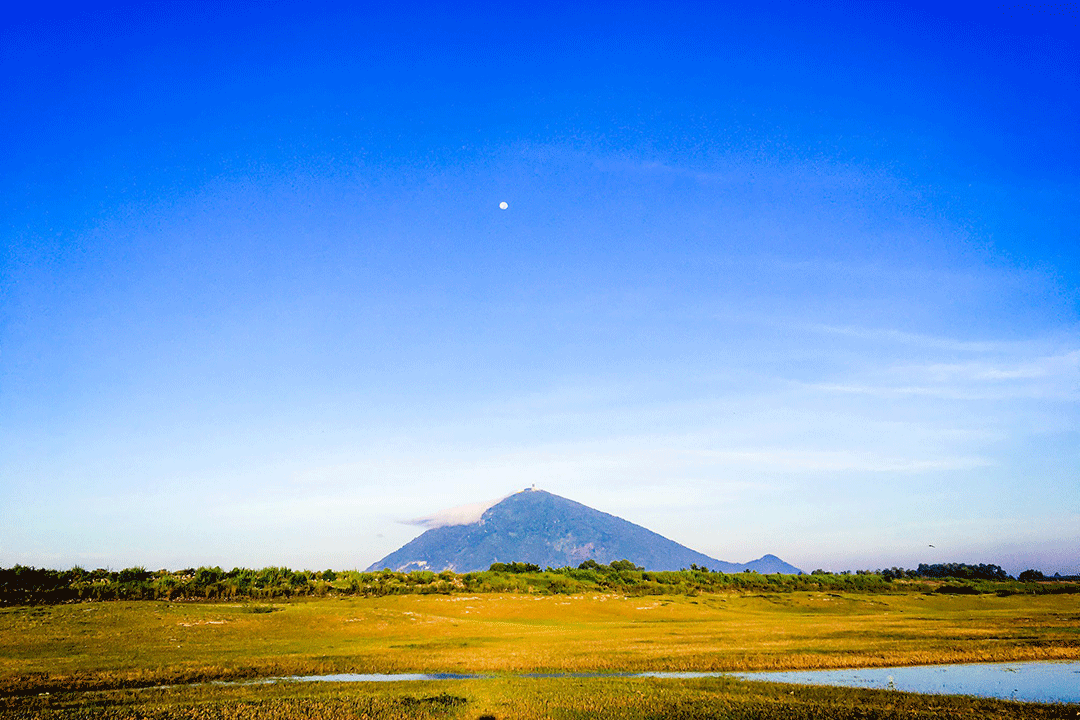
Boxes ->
[367,488,802,574]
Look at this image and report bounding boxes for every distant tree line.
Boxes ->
[871,563,1011,582]
[1,560,1076,607]
[487,562,541,573]
[0,565,340,606]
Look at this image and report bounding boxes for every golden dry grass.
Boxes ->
[1,590,1077,694]
[4,676,1079,720]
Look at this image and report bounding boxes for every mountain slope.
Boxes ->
[367,489,802,574]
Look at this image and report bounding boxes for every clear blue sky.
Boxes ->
[2,2,1077,574]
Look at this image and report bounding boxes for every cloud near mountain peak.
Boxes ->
[405,492,516,529]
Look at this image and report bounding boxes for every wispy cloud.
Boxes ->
[698,448,992,473]
[810,349,1080,401]
[810,324,1009,352]
[405,493,513,529]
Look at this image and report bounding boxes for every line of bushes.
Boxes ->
[2,561,1076,607]
[0,565,340,605]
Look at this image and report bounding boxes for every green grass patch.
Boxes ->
[2,676,1077,719]
[1,592,1077,695]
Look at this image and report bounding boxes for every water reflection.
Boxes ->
[260,661,1080,704]
[730,661,1080,705]
[280,672,483,682]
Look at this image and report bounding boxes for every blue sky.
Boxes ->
[2,2,1077,574]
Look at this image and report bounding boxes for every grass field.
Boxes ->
[2,590,1078,697]
[4,673,1080,719]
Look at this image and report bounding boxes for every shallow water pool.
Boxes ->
[254,661,1080,704]
[729,661,1080,705]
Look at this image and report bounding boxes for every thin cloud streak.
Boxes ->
[811,324,1012,352]
[809,349,1080,402]
[698,448,992,473]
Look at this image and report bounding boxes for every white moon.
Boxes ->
[499,201,508,210]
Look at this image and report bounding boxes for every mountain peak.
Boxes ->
[368,490,803,574]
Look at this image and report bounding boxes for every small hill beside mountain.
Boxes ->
[368,488,802,574]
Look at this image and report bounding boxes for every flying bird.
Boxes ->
[928,544,935,548]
